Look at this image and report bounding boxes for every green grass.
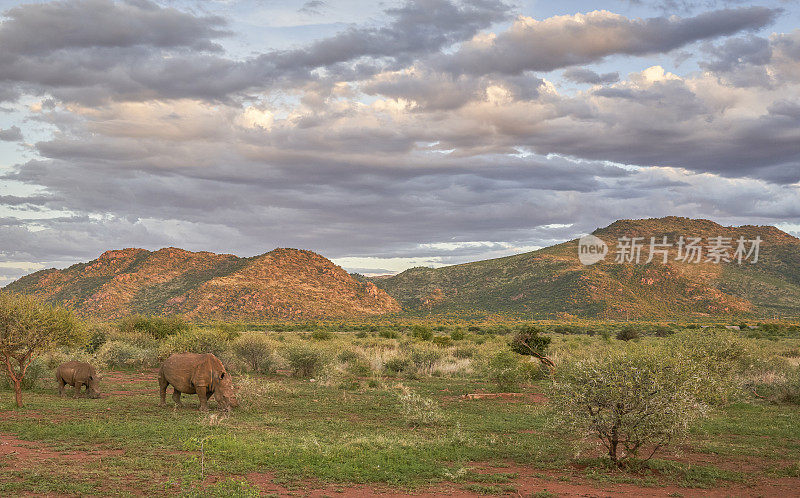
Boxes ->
[1,326,800,495]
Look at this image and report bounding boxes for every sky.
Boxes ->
[0,0,799,282]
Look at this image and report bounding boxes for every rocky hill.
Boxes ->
[372,217,800,319]
[4,247,401,319]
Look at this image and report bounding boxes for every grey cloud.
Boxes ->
[0,0,229,55]
[0,0,512,105]
[439,7,780,75]
[563,68,620,85]
[0,125,22,141]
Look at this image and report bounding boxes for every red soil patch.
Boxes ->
[0,433,123,468]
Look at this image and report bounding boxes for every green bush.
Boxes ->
[409,345,442,374]
[84,325,108,353]
[337,349,361,363]
[97,341,153,369]
[411,325,433,341]
[379,329,399,339]
[311,329,333,340]
[450,328,466,341]
[397,387,444,427]
[284,345,326,377]
[452,346,477,359]
[383,356,411,374]
[487,350,522,392]
[232,334,275,374]
[550,343,709,465]
[616,327,640,341]
[119,315,192,339]
[160,329,229,359]
[510,325,551,357]
[666,328,753,404]
[432,335,452,347]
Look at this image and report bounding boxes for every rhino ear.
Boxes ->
[220,372,225,379]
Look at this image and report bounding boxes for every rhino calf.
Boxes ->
[56,361,101,399]
[158,353,238,411]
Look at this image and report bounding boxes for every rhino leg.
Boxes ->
[172,389,183,407]
[158,375,168,407]
[58,378,66,398]
[73,382,82,398]
[196,386,209,412]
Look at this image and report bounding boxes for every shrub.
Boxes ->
[409,345,442,374]
[653,326,674,337]
[383,356,410,374]
[450,328,466,341]
[452,346,477,359]
[284,345,325,377]
[616,327,640,341]
[510,325,551,357]
[487,350,522,392]
[379,329,399,339]
[346,358,373,377]
[397,387,444,426]
[666,328,753,404]
[550,344,709,465]
[97,341,152,369]
[160,329,229,359]
[432,335,452,347]
[337,349,361,363]
[311,329,333,341]
[232,334,275,374]
[84,325,108,353]
[119,315,191,339]
[411,325,433,341]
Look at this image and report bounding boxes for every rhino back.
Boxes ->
[57,361,93,384]
[161,353,208,393]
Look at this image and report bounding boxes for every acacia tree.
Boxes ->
[0,292,80,407]
[550,344,708,465]
[510,325,555,372]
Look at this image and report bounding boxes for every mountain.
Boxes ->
[371,217,800,319]
[4,247,400,319]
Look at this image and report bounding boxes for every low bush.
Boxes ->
[409,345,442,374]
[379,329,399,339]
[616,327,640,341]
[550,343,709,466]
[383,356,411,374]
[160,329,229,359]
[396,386,444,426]
[232,334,275,374]
[284,344,326,377]
[311,329,333,340]
[119,314,192,339]
[432,335,452,347]
[97,341,154,369]
[450,328,466,341]
[411,325,433,341]
[487,350,522,392]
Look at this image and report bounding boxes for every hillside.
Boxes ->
[4,247,400,319]
[372,217,800,319]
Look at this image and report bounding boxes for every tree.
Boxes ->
[550,344,708,465]
[0,292,80,407]
[509,325,554,371]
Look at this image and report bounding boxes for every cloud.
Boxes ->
[563,68,620,85]
[0,125,23,141]
[438,7,780,75]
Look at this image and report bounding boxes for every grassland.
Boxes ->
[1,321,800,496]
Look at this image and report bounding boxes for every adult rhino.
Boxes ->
[158,353,238,411]
[56,361,101,399]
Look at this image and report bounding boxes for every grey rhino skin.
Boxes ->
[159,353,238,411]
[56,361,100,398]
